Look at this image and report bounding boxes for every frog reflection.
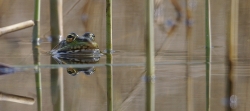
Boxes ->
[52,55,100,76]
[50,32,100,55]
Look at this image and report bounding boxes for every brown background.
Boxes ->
[0,0,250,111]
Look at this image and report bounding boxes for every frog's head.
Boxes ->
[50,32,99,55]
[74,32,98,49]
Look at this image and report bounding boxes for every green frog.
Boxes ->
[50,32,101,76]
[50,32,100,55]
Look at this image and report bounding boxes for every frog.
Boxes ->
[50,32,100,55]
[50,32,101,76]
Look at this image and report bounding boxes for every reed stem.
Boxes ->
[106,0,113,111]
[50,0,64,111]
[50,0,63,41]
[145,0,155,111]
[227,0,239,110]
[32,43,42,111]
[106,0,112,53]
[205,0,212,111]
[32,0,42,109]
[106,53,113,111]
[32,0,41,42]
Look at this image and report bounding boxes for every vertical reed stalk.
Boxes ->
[32,43,42,111]
[185,0,193,111]
[50,0,63,41]
[227,0,239,110]
[106,0,112,53]
[106,53,113,111]
[50,0,64,111]
[32,0,42,110]
[32,0,41,42]
[145,0,155,111]
[205,0,212,111]
[106,0,113,111]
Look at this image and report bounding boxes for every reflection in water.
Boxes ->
[52,55,100,76]
[0,92,34,105]
[32,43,42,111]
[0,63,18,75]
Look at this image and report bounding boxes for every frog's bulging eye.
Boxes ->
[66,33,78,43]
[91,33,95,37]
[83,32,95,41]
[90,34,95,41]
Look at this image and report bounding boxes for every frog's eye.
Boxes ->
[90,33,95,37]
[90,33,95,41]
[66,34,77,43]
[67,68,79,76]
[83,32,95,41]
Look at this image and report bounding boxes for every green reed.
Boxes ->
[32,0,42,110]
[32,0,41,42]
[106,0,113,111]
[106,53,113,111]
[106,0,112,53]
[145,0,155,111]
[205,0,211,111]
[32,43,42,111]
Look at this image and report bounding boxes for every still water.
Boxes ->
[0,38,247,111]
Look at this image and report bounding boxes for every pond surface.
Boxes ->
[0,37,247,111]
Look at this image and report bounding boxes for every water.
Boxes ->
[0,39,245,111]
[0,33,217,109]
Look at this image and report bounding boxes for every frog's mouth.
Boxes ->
[52,48,101,55]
